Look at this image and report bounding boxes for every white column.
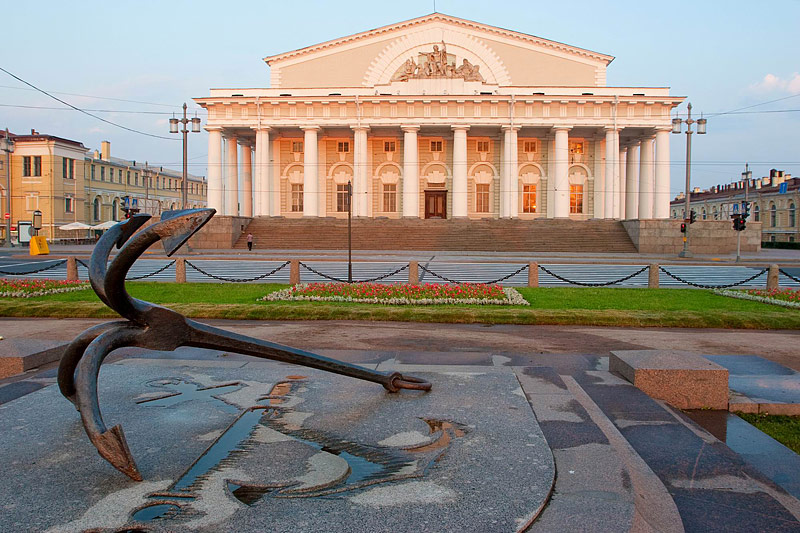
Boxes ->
[402,126,419,217]
[353,126,369,217]
[545,136,555,218]
[654,128,671,219]
[604,128,618,219]
[618,145,627,219]
[253,127,271,216]
[639,135,655,219]
[452,126,469,217]
[302,126,320,217]
[224,134,238,216]
[509,127,519,217]
[240,142,253,217]
[625,142,640,219]
[593,134,605,218]
[553,127,570,218]
[206,128,223,213]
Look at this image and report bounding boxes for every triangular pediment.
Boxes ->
[264,13,614,90]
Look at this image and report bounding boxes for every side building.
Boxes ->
[1,129,207,241]
[670,169,798,244]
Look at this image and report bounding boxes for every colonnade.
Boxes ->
[206,125,671,220]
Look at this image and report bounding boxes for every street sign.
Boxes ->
[732,203,739,213]
[3,213,9,220]
[779,182,788,194]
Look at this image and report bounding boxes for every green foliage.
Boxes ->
[738,413,800,454]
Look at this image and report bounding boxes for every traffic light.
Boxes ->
[742,202,751,220]
[689,210,697,224]
[680,222,686,233]
[731,214,746,231]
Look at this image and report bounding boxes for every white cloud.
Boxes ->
[750,72,800,94]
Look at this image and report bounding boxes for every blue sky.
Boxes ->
[2,0,799,196]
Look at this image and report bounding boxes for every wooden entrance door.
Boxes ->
[425,191,447,219]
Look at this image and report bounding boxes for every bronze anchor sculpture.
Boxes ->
[58,209,431,481]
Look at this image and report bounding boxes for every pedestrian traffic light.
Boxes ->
[742,202,751,220]
[689,210,697,224]
[680,222,686,233]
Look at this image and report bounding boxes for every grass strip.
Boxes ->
[1,282,798,328]
[738,413,800,454]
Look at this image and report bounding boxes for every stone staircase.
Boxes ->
[234,217,638,252]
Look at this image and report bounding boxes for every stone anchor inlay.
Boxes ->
[57,209,431,481]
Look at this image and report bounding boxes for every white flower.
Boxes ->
[713,289,800,309]
[259,285,529,306]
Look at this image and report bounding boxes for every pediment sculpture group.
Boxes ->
[392,41,485,82]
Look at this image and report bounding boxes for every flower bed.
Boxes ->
[0,278,90,298]
[262,282,529,306]
[714,288,800,310]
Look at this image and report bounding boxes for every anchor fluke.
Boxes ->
[158,208,215,255]
[92,425,142,481]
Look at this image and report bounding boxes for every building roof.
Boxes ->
[263,12,615,66]
[671,176,800,204]
[3,131,86,150]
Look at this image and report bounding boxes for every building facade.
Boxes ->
[0,130,207,241]
[196,14,684,221]
[670,170,799,243]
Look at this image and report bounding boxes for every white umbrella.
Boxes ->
[90,220,119,230]
[59,222,93,231]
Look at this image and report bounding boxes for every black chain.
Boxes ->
[538,264,649,287]
[779,269,800,283]
[76,259,90,269]
[186,260,290,283]
[0,259,67,276]
[418,263,529,285]
[126,260,176,280]
[658,266,768,289]
[299,262,409,283]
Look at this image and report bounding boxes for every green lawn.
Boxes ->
[0,283,797,329]
[738,414,800,454]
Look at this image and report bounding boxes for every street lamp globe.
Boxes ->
[696,117,707,135]
[671,118,682,134]
[191,116,202,133]
[169,117,179,134]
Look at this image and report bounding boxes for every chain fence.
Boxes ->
[0,259,67,276]
[126,260,176,281]
[779,269,800,284]
[418,263,530,285]
[537,264,649,287]
[658,266,768,289]
[299,262,410,284]
[186,260,290,283]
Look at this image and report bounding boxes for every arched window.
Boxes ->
[712,206,718,220]
[790,203,796,227]
[93,197,100,221]
[770,203,777,227]
[112,199,118,221]
[702,208,707,220]
[754,204,760,222]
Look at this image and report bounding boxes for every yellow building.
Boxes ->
[1,130,207,241]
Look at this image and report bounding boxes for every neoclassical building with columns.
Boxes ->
[195,13,683,222]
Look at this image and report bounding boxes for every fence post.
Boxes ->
[648,264,659,289]
[66,256,79,281]
[767,264,780,291]
[408,261,419,284]
[528,262,539,287]
[175,258,186,283]
[290,260,300,285]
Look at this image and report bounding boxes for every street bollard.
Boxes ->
[175,258,186,283]
[408,261,419,285]
[66,256,79,281]
[528,262,539,287]
[648,264,659,289]
[290,260,300,285]
[767,264,779,291]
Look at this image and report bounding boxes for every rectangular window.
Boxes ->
[291,141,304,153]
[91,165,96,180]
[69,159,74,179]
[477,141,490,153]
[23,156,32,177]
[336,184,350,212]
[383,183,397,212]
[570,184,584,214]
[127,171,131,185]
[63,158,68,179]
[118,169,123,183]
[430,140,443,152]
[337,141,350,153]
[384,141,396,153]
[291,184,304,212]
[569,141,584,155]
[523,184,537,213]
[134,172,139,186]
[65,196,74,213]
[523,141,537,153]
[33,156,41,176]
[61,158,75,179]
[476,184,490,213]
[100,167,105,181]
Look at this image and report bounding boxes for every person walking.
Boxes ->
[246,233,254,251]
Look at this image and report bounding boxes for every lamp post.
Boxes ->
[347,180,353,283]
[1,128,14,247]
[737,164,752,263]
[169,103,201,210]
[671,102,707,258]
